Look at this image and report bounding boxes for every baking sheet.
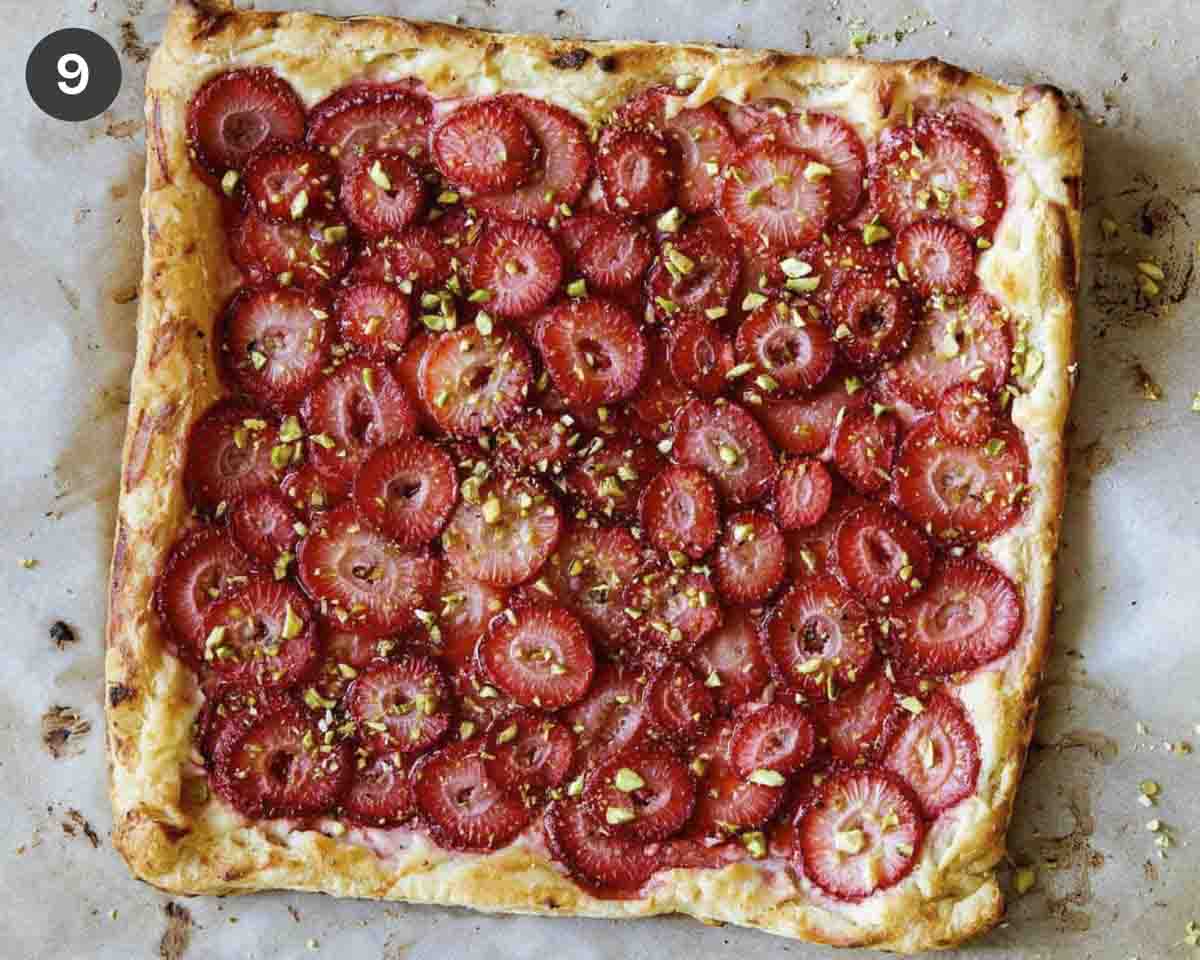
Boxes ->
[3,0,1199,956]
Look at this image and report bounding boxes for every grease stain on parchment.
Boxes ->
[41,706,91,759]
[1068,440,1113,491]
[159,902,193,960]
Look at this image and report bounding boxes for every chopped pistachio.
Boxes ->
[803,161,832,182]
[779,257,813,279]
[289,189,309,220]
[1014,866,1037,895]
[834,828,865,855]
[482,495,502,524]
[666,247,696,275]
[437,190,460,205]
[566,278,587,298]
[718,444,739,466]
[566,775,584,797]
[862,222,891,246]
[614,768,646,792]
[496,723,519,745]
[1136,260,1165,281]
[785,276,821,293]
[1100,216,1119,239]
[220,170,240,196]
[656,207,685,233]
[368,160,392,191]
[281,602,305,640]
[748,769,785,787]
[605,806,636,825]
[705,306,728,320]
[899,695,925,714]
[741,292,767,312]
[726,361,755,380]
[742,831,767,859]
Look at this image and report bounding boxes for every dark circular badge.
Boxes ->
[26,28,122,123]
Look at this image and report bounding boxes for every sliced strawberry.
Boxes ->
[340,149,428,238]
[155,528,252,661]
[479,602,595,709]
[312,624,389,703]
[812,666,895,763]
[412,738,530,850]
[647,661,714,745]
[830,273,915,368]
[196,686,295,765]
[834,502,932,610]
[668,316,734,398]
[714,510,787,606]
[832,405,899,494]
[229,209,351,290]
[755,111,867,223]
[346,656,452,754]
[688,608,770,711]
[798,768,924,900]
[201,577,319,689]
[883,691,980,817]
[598,127,678,217]
[556,209,608,262]
[767,576,877,702]
[672,399,776,505]
[735,300,835,394]
[720,142,832,251]
[434,206,484,277]
[335,281,412,359]
[895,220,975,297]
[560,661,650,766]
[472,95,592,223]
[184,401,279,514]
[755,374,866,458]
[433,98,539,194]
[306,85,433,175]
[639,465,720,561]
[536,298,647,408]
[188,68,304,175]
[730,703,815,779]
[354,226,454,291]
[890,557,1023,676]
[623,568,722,658]
[646,213,741,322]
[352,440,457,547]
[584,746,695,841]
[471,222,563,318]
[936,382,995,446]
[443,474,562,587]
[429,566,510,671]
[495,410,573,476]
[485,711,575,793]
[211,701,351,818]
[242,143,337,223]
[344,752,415,827]
[628,333,694,439]
[419,324,533,437]
[280,463,350,518]
[869,114,1005,238]
[800,226,894,295]
[222,287,331,411]
[576,217,654,293]
[689,719,785,837]
[227,490,301,567]
[297,504,440,634]
[773,458,833,530]
[566,436,664,519]
[545,799,661,892]
[893,418,1029,543]
[452,665,518,732]
[393,330,437,429]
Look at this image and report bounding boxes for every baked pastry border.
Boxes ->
[105,0,1083,950]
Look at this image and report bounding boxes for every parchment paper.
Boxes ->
[3,1,1198,957]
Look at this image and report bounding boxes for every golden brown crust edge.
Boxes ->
[105,1,1083,951]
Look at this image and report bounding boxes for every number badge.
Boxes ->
[27,28,121,122]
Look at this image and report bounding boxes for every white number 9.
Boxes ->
[57,53,89,95]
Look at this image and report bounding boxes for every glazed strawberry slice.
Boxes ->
[196,686,296,764]
[751,110,868,223]
[834,502,932,609]
[222,287,331,411]
[800,226,894,296]
[442,474,562,587]
[883,692,980,817]
[280,462,350,518]
[736,300,835,394]
[575,217,654,293]
[334,282,412,359]
[420,324,533,437]
[202,577,319,689]
[623,568,722,658]
[430,566,510,670]
[767,575,877,702]
[782,491,868,582]
[306,84,433,174]
[720,142,832,251]
[647,661,714,745]
[184,401,280,514]
[301,359,417,483]
[433,98,539,194]
[242,143,337,223]
[672,399,776,505]
[668,316,734,398]
[830,273,915,368]
[229,209,351,290]
[893,418,1029,543]
[598,127,678,217]
[890,557,1023,676]
[560,661,650,766]
[353,440,458,546]
[584,746,696,842]
[340,149,428,238]
[689,718,785,836]
[543,524,644,655]
[343,752,415,827]
[730,703,815,779]
[936,382,996,446]
[755,374,866,458]
[646,214,741,321]
[188,68,304,175]
[227,489,301,567]
[537,298,647,408]
[556,209,608,262]
[392,332,437,430]
[485,711,575,792]
[413,738,530,851]
[472,94,592,223]
[452,665,518,733]
[479,602,595,709]
[155,528,252,660]
[471,222,563,318]
[353,226,455,292]
[346,656,452,754]
[211,701,351,819]
[312,624,389,703]
[639,465,720,561]
[297,504,440,634]
[434,206,484,277]
[714,511,787,605]
[495,410,573,476]
[812,666,895,763]
[545,799,661,892]
[798,768,924,900]
[566,436,663,519]
[869,114,1006,238]
[629,333,694,439]
[832,405,899,494]
[688,608,770,711]
[773,458,833,530]
[895,220,975,297]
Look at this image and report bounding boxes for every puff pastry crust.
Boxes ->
[106,0,1082,950]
